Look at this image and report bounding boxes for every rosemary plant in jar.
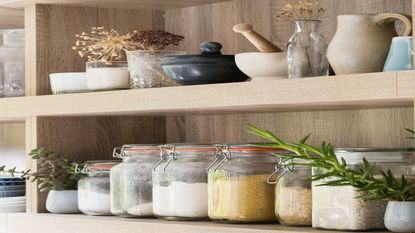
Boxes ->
[77,160,119,216]
[110,145,160,217]
[247,124,415,231]
[207,144,281,223]
[276,1,329,78]
[152,144,215,220]
[269,158,312,226]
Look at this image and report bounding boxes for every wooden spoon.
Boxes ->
[233,23,282,53]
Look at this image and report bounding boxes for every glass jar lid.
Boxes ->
[76,160,120,175]
[154,144,216,172]
[334,148,414,165]
[113,144,161,159]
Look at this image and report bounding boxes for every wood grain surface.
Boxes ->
[164,0,414,147]
[25,4,166,213]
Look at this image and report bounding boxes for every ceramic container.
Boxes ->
[46,190,81,214]
[383,36,413,72]
[161,42,249,85]
[86,61,129,91]
[235,52,287,80]
[384,201,415,232]
[327,14,412,75]
[49,72,88,94]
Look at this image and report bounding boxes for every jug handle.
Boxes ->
[374,13,412,37]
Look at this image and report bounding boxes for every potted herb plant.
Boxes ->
[246,124,415,232]
[0,148,83,214]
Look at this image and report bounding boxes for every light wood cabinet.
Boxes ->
[0,0,413,232]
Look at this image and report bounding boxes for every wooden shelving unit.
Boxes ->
[0,0,413,233]
[0,71,412,119]
[2,214,389,233]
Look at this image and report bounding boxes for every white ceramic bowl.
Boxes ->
[49,72,89,94]
[235,52,288,81]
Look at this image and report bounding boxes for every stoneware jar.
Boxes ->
[384,201,415,232]
[327,14,412,75]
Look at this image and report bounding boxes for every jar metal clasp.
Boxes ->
[206,144,231,173]
[153,144,178,172]
[267,158,294,184]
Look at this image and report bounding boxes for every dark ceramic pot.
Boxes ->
[160,42,250,85]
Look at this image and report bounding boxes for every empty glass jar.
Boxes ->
[77,160,119,216]
[271,158,312,226]
[152,144,215,220]
[110,145,160,217]
[207,145,281,223]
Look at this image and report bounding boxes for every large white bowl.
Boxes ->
[235,52,288,81]
[49,72,89,94]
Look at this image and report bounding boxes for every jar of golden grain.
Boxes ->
[207,144,281,223]
[271,158,312,226]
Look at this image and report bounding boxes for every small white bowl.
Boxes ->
[235,52,288,81]
[49,72,89,94]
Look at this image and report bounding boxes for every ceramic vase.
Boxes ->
[46,190,81,214]
[384,201,415,232]
[287,20,329,79]
[327,14,412,75]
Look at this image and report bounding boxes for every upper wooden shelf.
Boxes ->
[0,71,413,119]
[3,213,388,233]
[0,0,231,9]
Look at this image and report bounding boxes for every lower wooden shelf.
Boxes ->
[4,213,388,233]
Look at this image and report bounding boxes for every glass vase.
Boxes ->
[126,50,185,89]
[287,20,329,79]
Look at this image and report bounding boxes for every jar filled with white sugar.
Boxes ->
[110,145,160,217]
[152,144,215,220]
[313,148,415,231]
[77,160,119,216]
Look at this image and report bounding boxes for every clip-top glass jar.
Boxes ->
[313,148,415,231]
[77,160,119,216]
[207,144,281,223]
[269,158,312,226]
[152,144,215,220]
[110,145,160,217]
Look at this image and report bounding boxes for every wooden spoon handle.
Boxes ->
[233,23,283,52]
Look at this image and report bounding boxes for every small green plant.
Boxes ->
[246,124,415,201]
[0,148,83,192]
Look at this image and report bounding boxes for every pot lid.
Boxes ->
[160,41,236,65]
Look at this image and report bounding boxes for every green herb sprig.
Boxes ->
[247,124,415,201]
[0,148,83,192]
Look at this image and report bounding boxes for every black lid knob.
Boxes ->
[200,41,223,55]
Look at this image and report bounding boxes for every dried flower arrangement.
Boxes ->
[72,27,184,63]
[0,148,83,192]
[128,30,184,51]
[275,0,326,21]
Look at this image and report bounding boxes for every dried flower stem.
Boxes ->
[275,0,326,21]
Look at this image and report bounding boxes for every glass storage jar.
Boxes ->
[207,144,281,223]
[312,148,415,231]
[77,160,119,216]
[270,158,312,226]
[110,145,160,217]
[152,144,215,220]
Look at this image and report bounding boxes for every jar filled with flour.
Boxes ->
[313,148,415,231]
[152,144,215,220]
[110,145,160,217]
[77,161,119,216]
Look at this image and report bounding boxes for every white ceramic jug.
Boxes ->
[327,14,412,75]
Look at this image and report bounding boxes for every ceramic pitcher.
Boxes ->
[327,14,412,75]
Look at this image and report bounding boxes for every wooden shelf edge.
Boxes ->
[0,71,413,119]
[4,213,389,233]
[0,0,232,10]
